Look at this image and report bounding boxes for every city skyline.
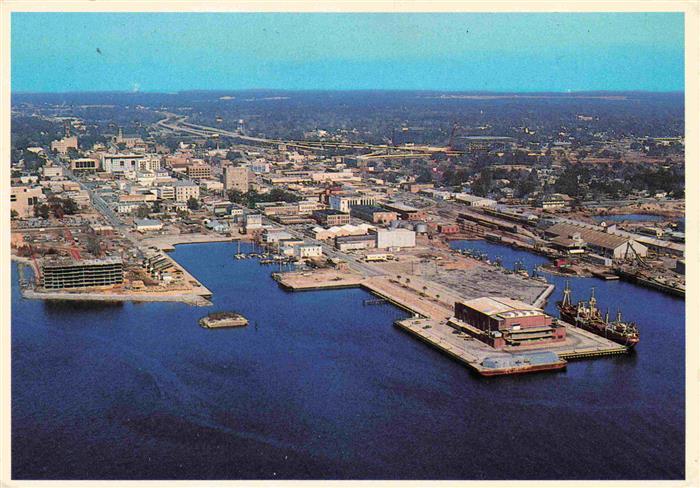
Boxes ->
[12,12,684,93]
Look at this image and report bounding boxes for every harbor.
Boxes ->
[10,239,685,479]
[273,254,628,377]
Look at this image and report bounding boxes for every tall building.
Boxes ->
[223,165,250,193]
[50,136,78,155]
[173,180,200,202]
[186,163,212,180]
[40,257,124,289]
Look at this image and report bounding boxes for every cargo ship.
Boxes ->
[557,284,639,348]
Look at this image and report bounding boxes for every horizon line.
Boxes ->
[11,88,686,96]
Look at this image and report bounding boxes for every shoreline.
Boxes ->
[21,288,212,306]
[10,232,230,306]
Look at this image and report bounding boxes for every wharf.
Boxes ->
[276,269,628,377]
[396,317,626,376]
[22,288,212,306]
[140,233,244,252]
[272,269,364,291]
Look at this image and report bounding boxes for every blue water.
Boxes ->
[591,214,666,223]
[12,241,685,479]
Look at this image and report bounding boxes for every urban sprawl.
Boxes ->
[10,92,685,376]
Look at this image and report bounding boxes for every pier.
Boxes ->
[274,269,628,376]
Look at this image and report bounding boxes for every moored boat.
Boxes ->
[557,283,639,348]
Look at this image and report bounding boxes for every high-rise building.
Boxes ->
[223,165,251,193]
[40,257,124,289]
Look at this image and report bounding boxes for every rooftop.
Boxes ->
[546,222,629,250]
[461,296,544,318]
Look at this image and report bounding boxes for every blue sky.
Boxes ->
[11,12,684,93]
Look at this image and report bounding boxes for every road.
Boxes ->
[155,112,463,156]
[58,157,145,257]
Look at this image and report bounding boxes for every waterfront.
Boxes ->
[590,213,666,223]
[11,241,684,479]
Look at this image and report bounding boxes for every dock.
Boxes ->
[275,269,629,377]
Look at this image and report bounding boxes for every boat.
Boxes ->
[557,283,639,348]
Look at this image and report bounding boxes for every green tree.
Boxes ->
[135,205,150,218]
[62,197,79,215]
[34,203,50,219]
[10,209,18,219]
[227,190,245,204]
[187,196,200,210]
[471,168,493,197]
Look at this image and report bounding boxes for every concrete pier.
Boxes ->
[275,269,628,377]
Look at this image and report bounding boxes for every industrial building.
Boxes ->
[350,205,398,225]
[134,218,164,232]
[294,244,323,258]
[453,193,497,208]
[375,228,416,249]
[312,209,351,227]
[244,213,263,232]
[335,233,377,251]
[453,297,566,349]
[40,257,124,289]
[312,223,374,241]
[381,202,426,221]
[544,222,648,259]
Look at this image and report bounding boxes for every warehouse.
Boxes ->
[545,222,647,259]
[375,228,416,250]
[454,297,566,349]
[350,205,398,225]
[381,202,426,221]
[312,209,351,227]
[335,234,377,251]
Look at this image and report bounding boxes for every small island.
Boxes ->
[199,311,249,329]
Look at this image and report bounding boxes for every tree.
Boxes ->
[86,235,101,256]
[34,203,50,219]
[227,190,245,204]
[10,209,18,220]
[62,197,79,215]
[135,205,150,218]
[471,168,493,197]
[187,196,200,210]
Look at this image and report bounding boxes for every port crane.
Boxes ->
[623,241,650,269]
